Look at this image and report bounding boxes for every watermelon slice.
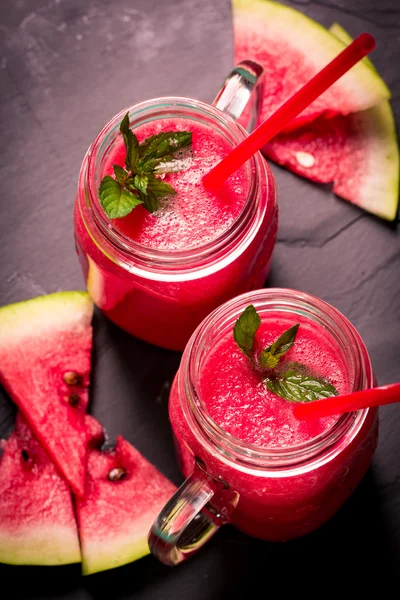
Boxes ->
[85,414,106,449]
[76,435,176,575]
[233,0,390,130]
[0,415,81,566]
[0,292,94,497]
[261,24,399,221]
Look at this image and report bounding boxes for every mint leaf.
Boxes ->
[140,131,192,161]
[233,305,261,358]
[125,176,138,193]
[259,324,300,369]
[265,370,338,403]
[139,189,159,214]
[134,174,149,195]
[136,158,159,174]
[99,175,142,218]
[136,178,176,213]
[120,112,139,171]
[113,165,129,186]
[147,175,176,198]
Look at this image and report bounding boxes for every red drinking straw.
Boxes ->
[294,382,400,421]
[203,33,376,188]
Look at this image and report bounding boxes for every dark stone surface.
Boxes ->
[0,0,399,591]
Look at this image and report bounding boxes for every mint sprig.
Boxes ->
[99,113,192,218]
[139,131,192,161]
[233,305,338,404]
[120,112,139,172]
[233,305,261,359]
[265,370,338,403]
[259,324,299,369]
[99,176,142,219]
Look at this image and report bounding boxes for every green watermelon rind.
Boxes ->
[0,291,94,346]
[0,526,81,566]
[329,23,378,75]
[329,24,399,221]
[233,0,391,111]
[81,523,150,575]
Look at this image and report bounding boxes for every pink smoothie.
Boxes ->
[169,309,378,540]
[199,313,344,448]
[105,118,249,252]
[75,109,277,350]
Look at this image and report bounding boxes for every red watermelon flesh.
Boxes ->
[233,0,390,131]
[85,414,106,449]
[262,25,399,221]
[76,435,176,575]
[0,292,94,497]
[0,415,81,566]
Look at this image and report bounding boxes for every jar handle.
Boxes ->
[212,60,264,131]
[148,460,239,566]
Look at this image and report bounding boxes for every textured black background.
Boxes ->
[0,0,399,592]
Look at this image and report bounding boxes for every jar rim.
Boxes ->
[180,288,374,471]
[80,97,271,278]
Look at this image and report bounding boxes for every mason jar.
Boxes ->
[74,62,277,350]
[149,288,378,565]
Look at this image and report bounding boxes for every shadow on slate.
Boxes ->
[0,386,17,442]
[89,309,183,484]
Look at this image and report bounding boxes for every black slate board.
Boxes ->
[0,0,399,592]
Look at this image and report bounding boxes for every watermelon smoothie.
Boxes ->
[107,119,249,252]
[150,290,378,564]
[74,97,277,351]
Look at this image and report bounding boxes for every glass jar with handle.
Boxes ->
[74,62,277,350]
[149,288,378,565]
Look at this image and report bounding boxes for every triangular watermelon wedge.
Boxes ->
[76,434,176,575]
[0,292,94,497]
[233,0,390,130]
[261,24,399,221]
[0,415,81,566]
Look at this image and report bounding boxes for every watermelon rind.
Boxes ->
[329,24,399,221]
[329,23,378,75]
[0,291,93,344]
[233,0,391,123]
[81,519,152,575]
[0,525,81,566]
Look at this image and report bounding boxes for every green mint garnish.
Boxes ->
[120,112,139,172]
[259,323,299,369]
[233,304,261,359]
[233,305,338,404]
[139,131,192,161]
[98,112,193,218]
[99,176,142,219]
[265,370,338,403]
